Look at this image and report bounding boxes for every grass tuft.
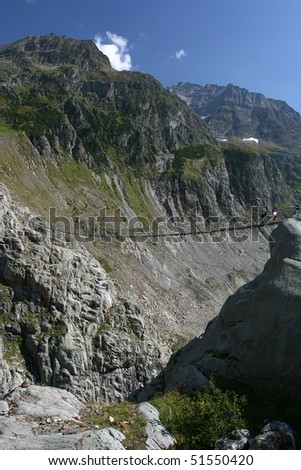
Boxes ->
[82,401,147,449]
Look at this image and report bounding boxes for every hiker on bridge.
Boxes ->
[260,208,268,225]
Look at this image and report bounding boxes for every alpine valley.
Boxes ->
[1,34,301,450]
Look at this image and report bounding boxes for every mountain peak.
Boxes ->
[0,34,112,72]
[171,81,301,149]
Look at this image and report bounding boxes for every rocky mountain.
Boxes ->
[0,34,298,406]
[0,34,112,72]
[0,34,212,169]
[0,184,169,402]
[170,82,301,152]
[139,216,301,398]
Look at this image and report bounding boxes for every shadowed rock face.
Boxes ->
[150,218,301,395]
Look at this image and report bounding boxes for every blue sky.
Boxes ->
[1,0,301,113]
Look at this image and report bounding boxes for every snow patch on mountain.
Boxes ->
[243,137,259,144]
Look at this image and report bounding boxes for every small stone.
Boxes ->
[21,381,31,389]
[0,401,9,415]
[118,420,129,428]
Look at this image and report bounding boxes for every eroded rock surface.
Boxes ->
[137,402,177,450]
[218,421,296,450]
[0,185,169,401]
[0,384,175,450]
[142,218,301,396]
[7,385,84,420]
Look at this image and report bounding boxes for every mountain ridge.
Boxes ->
[0,33,112,72]
[170,81,301,151]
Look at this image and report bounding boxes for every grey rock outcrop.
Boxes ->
[248,421,296,450]
[144,218,301,396]
[7,385,85,420]
[0,425,126,450]
[0,400,8,415]
[0,185,169,401]
[0,384,126,449]
[0,384,176,450]
[137,402,177,450]
[217,429,250,450]
[218,421,296,450]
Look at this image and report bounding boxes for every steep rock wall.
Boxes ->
[144,218,301,396]
[0,185,169,401]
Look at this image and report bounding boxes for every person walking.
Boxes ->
[260,208,267,225]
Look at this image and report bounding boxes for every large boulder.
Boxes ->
[148,218,301,395]
[6,385,85,420]
[218,421,296,450]
[137,402,177,450]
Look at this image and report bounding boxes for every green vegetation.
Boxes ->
[3,88,65,139]
[0,281,13,305]
[152,380,246,449]
[106,110,134,137]
[152,378,301,449]
[98,258,112,273]
[61,161,97,187]
[103,147,155,222]
[95,323,111,334]
[47,323,68,338]
[222,139,261,166]
[23,309,68,341]
[0,120,13,134]
[281,159,301,195]
[121,170,154,223]
[169,143,222,179]
[171,334,194,353]
[3,336,23,362]
[83,400,147,449]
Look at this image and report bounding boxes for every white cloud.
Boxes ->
[94,31,132,71]
[175,49,187,60]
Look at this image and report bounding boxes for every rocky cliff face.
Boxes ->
[0,34,297,403]
[143,217,301,397]
[0,185,169,402]
[0,35,212,171]
[170,82,301,151]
